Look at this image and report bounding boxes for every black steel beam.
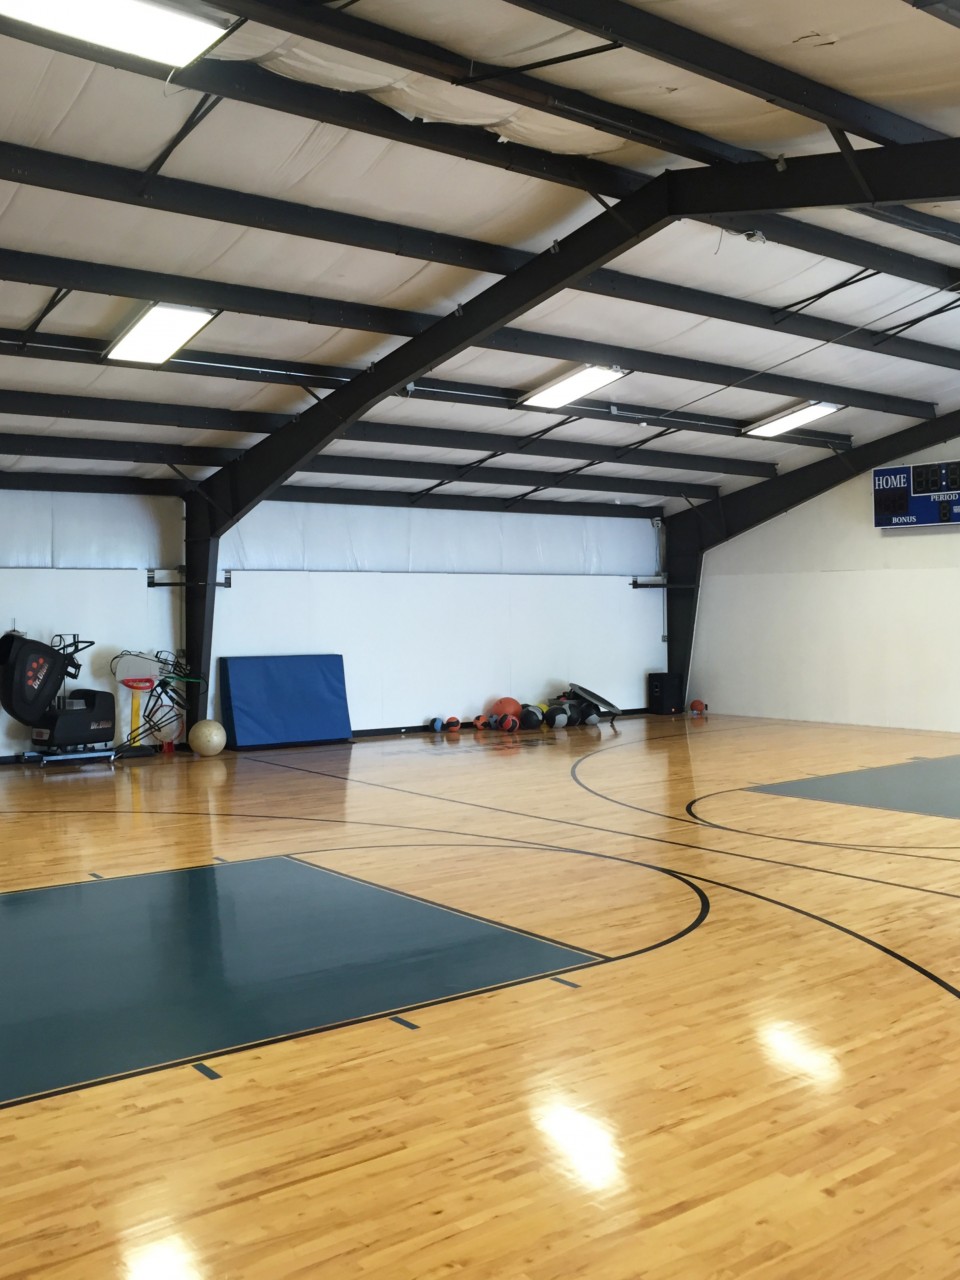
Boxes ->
[0,466,658,517]
[234,0,960,250]
[183,492,219,726]
[223,0,757,166]
[0,246,932,417]
[309,455,715,498]
[6,12,956,266]
[485,325,933,418]
[0,387,289,434]
[0,388,776,477]
[0,246,425,337]
[712,213,960,293]
[672,137,960,216]
[576,270,960,372]
[506,0,941,145]
[0,140,528,278]
[0,428,714,498]
[270,486,659,518]
[0,431,231,467]
[345,422,776,478]
[197,177,676,534]
[7,144,960,376]
[0,326,852,449]
[0,462,664,521]
[0,15,641,199]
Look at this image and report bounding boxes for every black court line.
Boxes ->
[0,837,709,1110]
[391,1016,419,1030]
[285,854,613,960]
[238,756,960,1007]
[247,754,960,904]
[685,788,960,856]
[550,977,581,989]
[286,844,708,961]
[192,1062,221,1080]
[0,841,711,1112]
[5,726,959,1104]
[570,736,951,858]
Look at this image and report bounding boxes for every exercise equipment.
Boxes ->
[188,719,227,757]
[567,682,622,727]
[499,714,519,733]
[0,632,115,765]
[690,699,707,715]
[473,715,490,730]
[444,717,461,732]
[544,704,568,729]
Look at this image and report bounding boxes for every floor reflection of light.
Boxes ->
[123,1236,203,1280]
[759,1021,841,1087]
[532,1099,625,1193]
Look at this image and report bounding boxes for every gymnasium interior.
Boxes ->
[3,0,960,1276]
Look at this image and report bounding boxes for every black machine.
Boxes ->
[0,633,116,764]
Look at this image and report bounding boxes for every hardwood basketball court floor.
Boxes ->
[2,714,960,1279]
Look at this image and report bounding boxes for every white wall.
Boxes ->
[211,570,663,730]
[0,494,182,752]
[0,493,664,745]
[689,443,960,731]
[213,504,664,730]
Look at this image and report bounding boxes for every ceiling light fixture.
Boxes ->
[107,303,217,365]
[521,365,627,410]
[0,0,231,67]
[745,401,841,438]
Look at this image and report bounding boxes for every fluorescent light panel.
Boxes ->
[746,402,841,438]
[108,303,216,365]
[522,365,626,409]
[0,0,229,66]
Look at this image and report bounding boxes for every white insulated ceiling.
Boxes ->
[0,0,957,514]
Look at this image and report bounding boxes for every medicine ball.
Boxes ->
[499,713,519,733]
[545,704,568,729]
[519,705,543,730]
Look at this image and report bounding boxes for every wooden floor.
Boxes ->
[3,714,960,1278]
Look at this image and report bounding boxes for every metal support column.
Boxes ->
[664,516,707,701]
[183,493,220,728]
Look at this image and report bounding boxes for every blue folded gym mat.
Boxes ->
[219,654,352,749]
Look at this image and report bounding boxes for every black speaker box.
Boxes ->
[647,672,683,715]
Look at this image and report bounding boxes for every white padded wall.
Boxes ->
[220,503,651,575]
[211,570,665,731]
[689,444,960,731]
[0,493,182,568]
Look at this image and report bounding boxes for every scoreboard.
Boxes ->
[873,462,960,528]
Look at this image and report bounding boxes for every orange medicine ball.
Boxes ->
[490,697,522,719]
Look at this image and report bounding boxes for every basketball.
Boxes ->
[490,696,522,719]
[690,699,706,715]
[188,719,227,757]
